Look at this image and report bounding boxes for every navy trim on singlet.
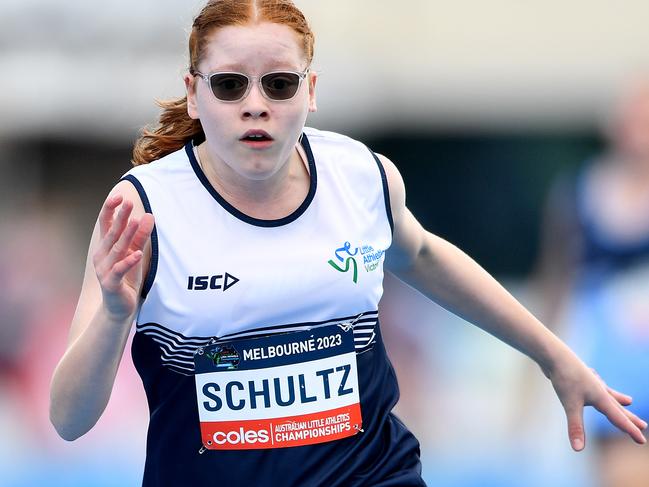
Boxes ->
[368,149,394,235]
[185,133,318,228]
[217,310,376,339]
[120,174,159,299]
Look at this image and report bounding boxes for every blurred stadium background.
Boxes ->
[1,1,648,485]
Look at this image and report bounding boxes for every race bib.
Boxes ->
[194,323,363,450]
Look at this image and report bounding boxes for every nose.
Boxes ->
[241,81,269,120]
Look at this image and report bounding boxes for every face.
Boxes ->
[184,22,317,181]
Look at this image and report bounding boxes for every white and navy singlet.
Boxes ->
[121,127,426,487]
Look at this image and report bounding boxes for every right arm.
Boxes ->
[49,180,155,441]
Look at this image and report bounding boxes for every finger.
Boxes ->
[622,407,648,431]
[106,218,141,268]
[591,369,634,408]
[129,213,155,252]
[565,405,586,451]
[607,386,633,406]
[95,220,138,280]
[594,396,647,445]
[98,194,123,238]
[107,251,144,288]
[99,200,134,256]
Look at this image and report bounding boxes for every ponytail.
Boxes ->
[131,97,204,166]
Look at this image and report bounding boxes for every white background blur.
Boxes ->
[3,0,649,138]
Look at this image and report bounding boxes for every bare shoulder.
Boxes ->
[108,178,147,217]
[374,153,428,272]
[374,152,406,219]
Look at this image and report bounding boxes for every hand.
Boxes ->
[93,194,155,321]
[548,354,648,451]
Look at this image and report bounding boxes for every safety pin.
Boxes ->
[337,311,366,332]
[199,439,213,454]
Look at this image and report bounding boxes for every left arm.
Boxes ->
[377,153,647,451]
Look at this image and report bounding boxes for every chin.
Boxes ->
[238,149,289,178]
[238,162,282,181]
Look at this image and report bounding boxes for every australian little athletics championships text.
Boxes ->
[275,422,351,442]
[207,422,351,447]
[275,412,350,432]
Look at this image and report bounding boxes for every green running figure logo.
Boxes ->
[328,241,386,284]
[328,241,359,283]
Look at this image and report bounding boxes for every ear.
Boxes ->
[184,73,200,120]
[307,71,318,113]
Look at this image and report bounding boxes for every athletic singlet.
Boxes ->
[121,127,425,486]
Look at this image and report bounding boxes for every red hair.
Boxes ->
[132,0,315,165]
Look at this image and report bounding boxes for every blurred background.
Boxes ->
[1,0,649,485]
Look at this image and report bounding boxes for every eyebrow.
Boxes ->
[205,60,303,73]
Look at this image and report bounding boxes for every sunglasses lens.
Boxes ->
[261,72,301,100]
[210,73,249,101]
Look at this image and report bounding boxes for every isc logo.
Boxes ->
[188,273,240,291]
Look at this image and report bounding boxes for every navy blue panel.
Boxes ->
[368,149,395,235]
[120,174,159,299]
[132,320,425,486]
[136,311,380,376]
[186,133,318,228]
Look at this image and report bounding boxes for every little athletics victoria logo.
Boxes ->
[327,241,385,284]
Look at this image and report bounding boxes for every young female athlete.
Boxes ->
[49,1,647,486]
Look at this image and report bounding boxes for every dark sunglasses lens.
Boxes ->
[261,72,301,100]
[210,73,249,101]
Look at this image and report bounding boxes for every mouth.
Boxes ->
[239,130,274,148]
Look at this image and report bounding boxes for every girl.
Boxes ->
[50,1,646,486]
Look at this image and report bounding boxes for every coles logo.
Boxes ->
[212,427,270,446]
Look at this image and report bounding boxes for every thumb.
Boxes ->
[566,405,586,451]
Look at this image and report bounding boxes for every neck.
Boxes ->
[196,142,310,217]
